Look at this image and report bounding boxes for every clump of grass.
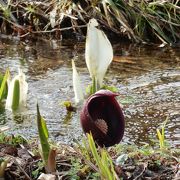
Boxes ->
[100,0,180,44]
[76,133,117,180]
[0,0,179,44]
[87,133,116,179]
[0,116,179,179]
[0,132,27,145]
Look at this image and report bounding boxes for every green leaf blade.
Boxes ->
[37,104,50,165]
[0,69,9,101]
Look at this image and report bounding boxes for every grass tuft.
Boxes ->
[0,0,179,44]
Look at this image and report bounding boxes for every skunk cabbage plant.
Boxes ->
[80,90,125,147]
[85,19,113,91]
[72,60,84,104]
[6,69,28,111]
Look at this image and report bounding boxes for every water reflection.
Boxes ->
[0,37,179,148]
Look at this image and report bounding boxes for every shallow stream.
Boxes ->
[0,38,179,147]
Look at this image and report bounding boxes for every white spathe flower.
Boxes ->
[85,18,113,88]
[6,69,28,111]
[72,60,84,104]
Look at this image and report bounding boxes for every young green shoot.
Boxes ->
[85,133,116,180]
[37,103,56,173]
[156,117,168,150]
[0,69,9,101]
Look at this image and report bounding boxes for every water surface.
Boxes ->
[0,38,179,147]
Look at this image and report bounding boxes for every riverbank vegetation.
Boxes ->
[0,116,179,179]
[0,68,179,179]
[0,0,179,45]
[0,1,179,179]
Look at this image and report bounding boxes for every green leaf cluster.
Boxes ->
[78,133,116,180]
[0,133,27,145]
[86,83,118,96]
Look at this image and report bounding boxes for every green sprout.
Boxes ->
[87,133,116,180]
[37,104,56,173]
[78,133,116,180]
[156,117,168,150]
[0,69,9,102]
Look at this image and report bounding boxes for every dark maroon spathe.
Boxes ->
[80,90,125,147]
